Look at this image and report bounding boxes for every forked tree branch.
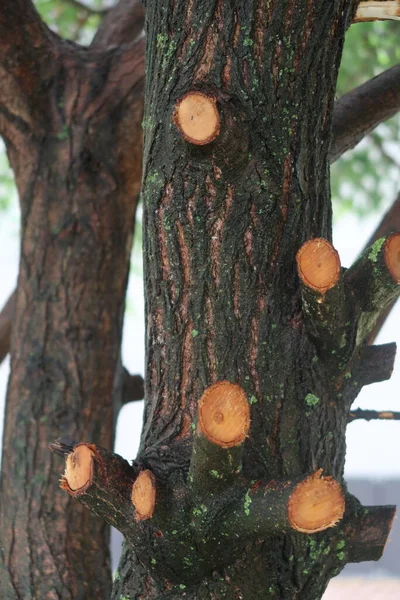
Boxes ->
[91,0,144,49]
[330,64,400,164]
[0,0,58,129]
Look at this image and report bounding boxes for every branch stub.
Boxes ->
[296,238,341,293]
[64,444,94,492]
[384,233,400,283]
[288,470,345,533]
[198,381,250,448]
[173,92,220,145]
[354,1,400,23]
[132,470,156,521]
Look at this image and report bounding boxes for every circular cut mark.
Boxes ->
[132,470,156,521]
[65,444,94,492]
[296,238,340,293]
[288,470,345,533]
[173,92,220,145]
[199,381,250,448]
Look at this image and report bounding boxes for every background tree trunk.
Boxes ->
[0,3,144,597]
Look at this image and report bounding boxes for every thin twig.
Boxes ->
[348,409,400,423]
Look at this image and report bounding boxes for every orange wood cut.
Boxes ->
[173,91,220,145]
[384,233,400,283]
[296,238,341,293]
[288,469,345,533]
[63,444,94,492]
[132,470,156,521]
[198,381,250,448]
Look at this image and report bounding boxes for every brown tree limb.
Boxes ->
[91,0,144,49]
[363,192,400,343]
[345,504,396,563]
[345,234,400,346]
[296,239,352,364]
[348,409,400,422]
[330,64,400,164]
[49,440,141,537]
[0,290,15,365]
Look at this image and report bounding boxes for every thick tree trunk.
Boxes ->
[0,12,144,597]
[108,1,397,598]
[3,2,400,600]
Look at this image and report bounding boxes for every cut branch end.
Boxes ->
[288,470,345,533]
[63,444,94,493]
[132,470,156,521]
[173,92,220,145]
[296,239,341,293]
[198,381,250,448]
[384,233,400,283]
[354,1,400,22]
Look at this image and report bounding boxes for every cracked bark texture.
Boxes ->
[0,1,144,597]
[1,1,399,600]
[111,1,392,599]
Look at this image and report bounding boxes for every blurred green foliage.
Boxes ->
[34,0,103,43]
[0,7,399,223]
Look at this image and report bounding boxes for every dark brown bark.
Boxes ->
[355,342,397,387]
[0,1,145,597]
[122,369,145,403]
[0,292,144,402]
[0,290,15,365]
[330,63,400,163]
[2,1,400,600]
[107,1,397,598]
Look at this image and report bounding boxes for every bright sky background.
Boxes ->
[1,200,399,479]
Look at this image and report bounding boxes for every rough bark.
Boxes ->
[3,1,400,600]
[106,1,398,598]
[0,1,145,598]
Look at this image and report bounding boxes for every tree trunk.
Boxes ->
[0,21,144,598]
[110,1,398,598]
[3,2,400,600]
